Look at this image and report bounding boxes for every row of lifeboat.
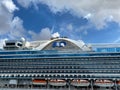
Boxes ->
[32,79,120,87]
[32,79,66,86]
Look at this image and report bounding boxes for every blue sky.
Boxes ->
[1,0,120,46]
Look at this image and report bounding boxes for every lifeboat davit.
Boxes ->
[71,79,90,87]
[94,80,114,87]
[32,79,47,85]
[48,79,66,86]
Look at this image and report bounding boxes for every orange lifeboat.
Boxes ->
[71,79,90,87]
[94,80,114,87]
[32,79,47,85]
[48,79,66,86]
[117,80,120,86]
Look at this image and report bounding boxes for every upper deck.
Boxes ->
[1,38,120,80]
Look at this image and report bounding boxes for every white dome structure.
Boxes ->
[28,38,91,51]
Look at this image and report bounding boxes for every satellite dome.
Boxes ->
[21,37,25,41]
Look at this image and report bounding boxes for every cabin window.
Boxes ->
[6,43,15,46]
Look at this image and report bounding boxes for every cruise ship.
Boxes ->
[0,37,120,90]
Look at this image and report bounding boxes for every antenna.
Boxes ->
[51,25,55,34]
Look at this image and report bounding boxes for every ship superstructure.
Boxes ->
[1,37,120,89]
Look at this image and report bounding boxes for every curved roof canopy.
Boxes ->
[30,38,91,51]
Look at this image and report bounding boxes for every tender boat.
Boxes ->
[32,79,47,85]
[71,79,90,87]
[94,80,114,87]
[116,80,120,86]
[48,79,66,86]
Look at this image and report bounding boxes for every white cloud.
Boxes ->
[17,0,120,29]
[29,27,51,40]
[52,32,60,38]
[2,0,19,13]
[16,0,33,8]
[84,13,92,19]
[0,0,19,34]
[17,0,39,9]
[8,16,27,39]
